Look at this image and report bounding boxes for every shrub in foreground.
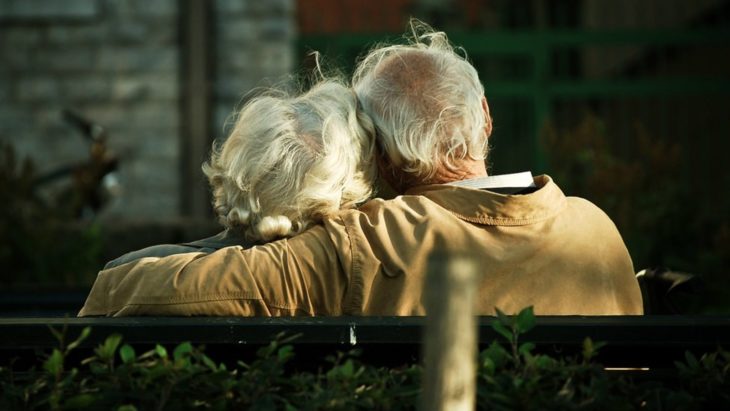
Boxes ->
[1,309,728,410]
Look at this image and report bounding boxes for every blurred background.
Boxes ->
[1,0,728,314]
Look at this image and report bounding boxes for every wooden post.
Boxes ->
[179,0,213,218]
[422,254,478,411]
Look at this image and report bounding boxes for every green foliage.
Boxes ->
[484,307,730,410]
[543,115,730,313]
[0,143,102,288]
[483,307,625,410]
[674,350,730,407]
[1,308,728,410]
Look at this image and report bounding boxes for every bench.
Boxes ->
[1,316,728,375]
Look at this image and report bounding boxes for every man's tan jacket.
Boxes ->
[79,176,643,317]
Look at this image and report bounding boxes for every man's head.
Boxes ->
[353,21,492,190]
[203,79,376,242]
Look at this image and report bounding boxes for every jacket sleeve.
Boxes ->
[78,226,348,317]
[103,244,204,270]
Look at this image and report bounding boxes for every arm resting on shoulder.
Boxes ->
[78,226,347,317]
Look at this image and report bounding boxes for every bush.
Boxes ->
[0,143,102,288]
[543,115,730,313]
[1,308,728,410]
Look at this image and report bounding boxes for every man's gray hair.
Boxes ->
[352,20,489,180]
[203,79,376,242]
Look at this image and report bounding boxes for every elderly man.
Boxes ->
[80,24,642,317]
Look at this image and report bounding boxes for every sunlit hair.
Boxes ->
[202,79,376,242]
[352,19,490,181]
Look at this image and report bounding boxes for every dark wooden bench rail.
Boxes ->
[2,316,729,373]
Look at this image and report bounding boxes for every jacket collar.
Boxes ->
[405,175,567,226]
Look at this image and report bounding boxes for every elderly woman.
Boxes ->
[104,79,376,268]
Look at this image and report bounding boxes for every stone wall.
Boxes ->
[213,0,295,139]
[0,0,295,221]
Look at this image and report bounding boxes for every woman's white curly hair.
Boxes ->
[202,79,377,242]
[352,19,490,181]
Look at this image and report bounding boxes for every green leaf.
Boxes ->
[494,307,511,327]
[120,344,136,364]
[674,360,688,373]
[482,357,495,375]
[684,351,699,368]
[341,359,354,378]
[63,393,96,408]
[581,338,606,361]
[117,405,138,411]
[155,344,168,359]
[491,321,513,343]
[700,352,716,365]
[518,342,536,356]
[173,342,193,361]
[513,376,524,388]
[515,306,536,334]
[137,349,158,361]
[482,341,509,366]
[535,355,555,369]
[95,334,123,362]
[146,364,170,380]
[277,345,294,362]
[43,349,64,375]
[89,362,106,375]
[66,326,91,352]
[201,354,218,371]
[582,338,595,360]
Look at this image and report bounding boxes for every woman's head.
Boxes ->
[203,80,376,242]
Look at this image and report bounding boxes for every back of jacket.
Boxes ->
[328,176,642,315]
[79,175,643,317]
